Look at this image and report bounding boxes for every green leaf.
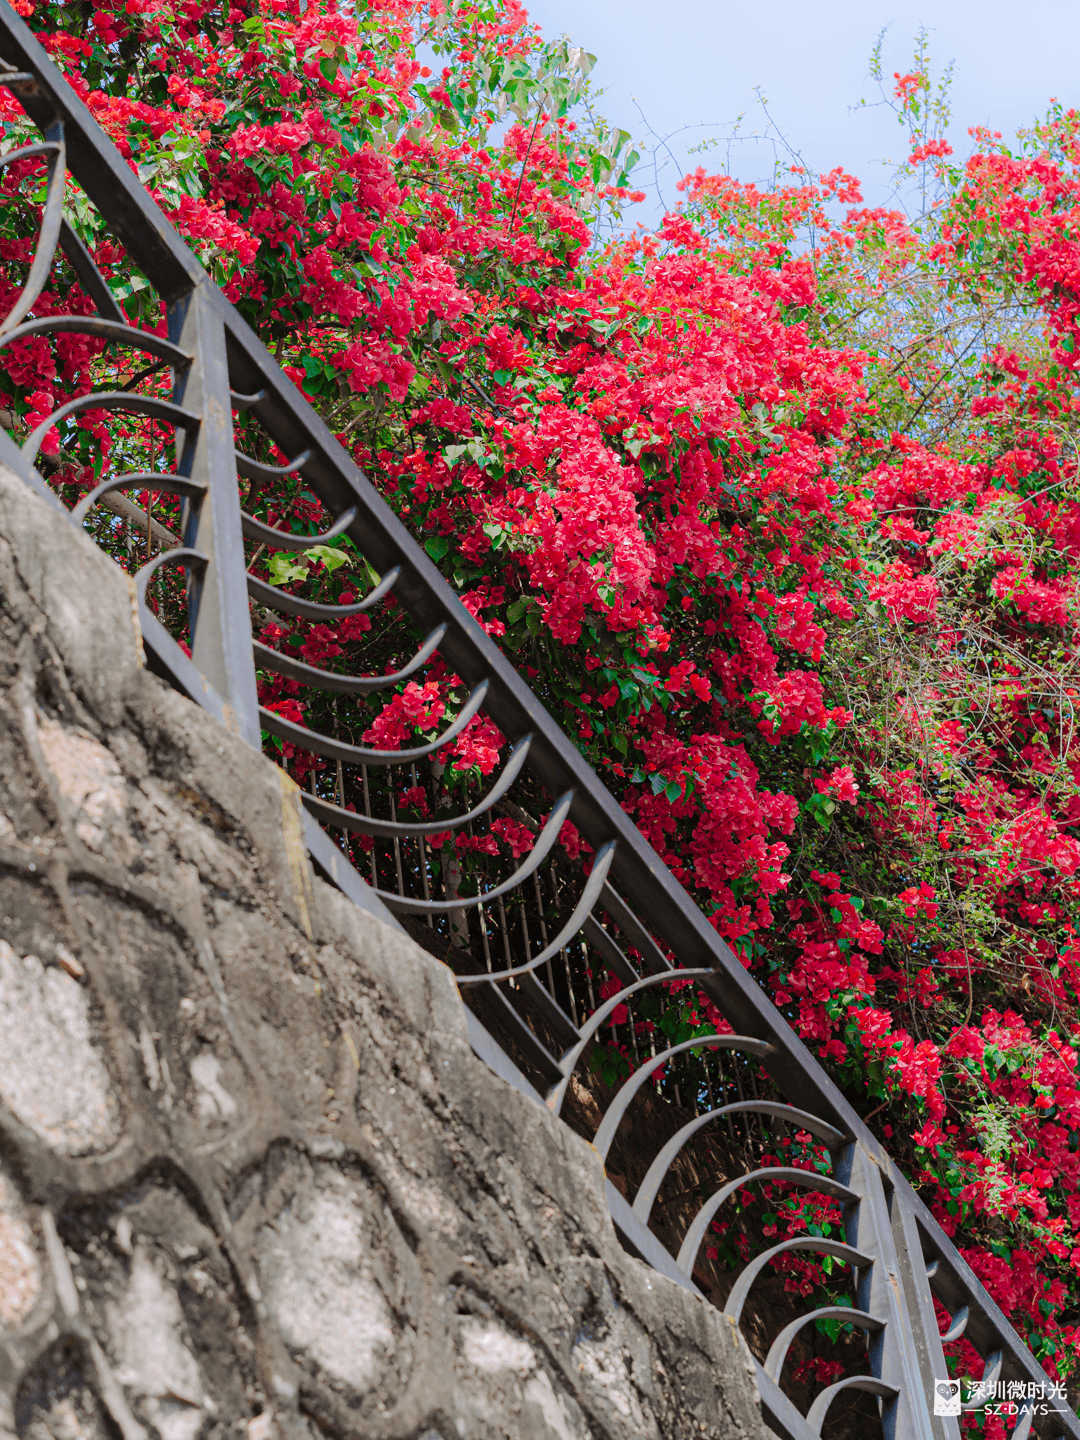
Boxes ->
[267,553,310,587]
[306,544,352,574]
[425,536,450,562]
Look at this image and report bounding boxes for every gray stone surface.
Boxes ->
[0,462,767,1440]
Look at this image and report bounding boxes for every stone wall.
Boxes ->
[0,464,766,1440]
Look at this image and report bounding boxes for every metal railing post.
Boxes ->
[168,288,259,744]
[838,1142,942,1440]
[888,1186,963,1440]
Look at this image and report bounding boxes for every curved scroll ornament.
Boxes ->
[373,789,575,914]
[0,315,189,364]
[241,505,356,550]
[677,1169,860,1275]
[259,676,490,766]
[247,564,401,621]
[939,1304,969,1342]
[632,1100,848,1225]
[764,1306,885,1382]
[21,391,200,466]
[229,388,266,409]
[234,445,311,481]
[723,1236,873,1324]
[964,1350,1003,1410]
[455,839,617,984]
[544,968,721,1116]
[591,1036,775,1161]
[805,1377,899,1437]
[72,472,206,525]
[134,546,207,603]
[1010,1402,1038,1440]
[0,131,66,337]
[253,622,447,695]
[303,734,535,840]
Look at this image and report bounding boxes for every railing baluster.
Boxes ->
[388,780,405,897]
[889,1188,962,1440]
[496,894,512,970]
[478,902,493,973]
[361,763,376,887]
[167,289,259,745]
[837,1142,941,1440]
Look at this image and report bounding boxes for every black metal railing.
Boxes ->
[0,11,1072,1440]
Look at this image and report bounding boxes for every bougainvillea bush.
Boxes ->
[6,0,1080,1404]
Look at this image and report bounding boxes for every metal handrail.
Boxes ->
[0,12,1072,1440]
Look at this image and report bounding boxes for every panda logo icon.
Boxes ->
[934,1380,962,1416]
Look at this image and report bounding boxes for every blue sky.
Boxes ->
[521,0,1080,217]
